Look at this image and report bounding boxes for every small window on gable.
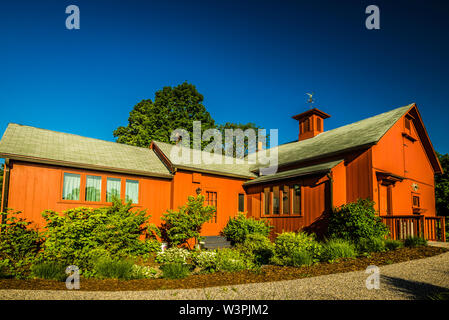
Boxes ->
[412,194,420,208]
[405,117,411,133]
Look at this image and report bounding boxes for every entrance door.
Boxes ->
[378,184,392,215]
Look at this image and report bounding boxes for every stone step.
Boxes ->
[201,236,232,250]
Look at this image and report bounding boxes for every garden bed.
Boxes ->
[0,246,446,291]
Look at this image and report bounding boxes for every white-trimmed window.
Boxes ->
[62,173,81,200]
[125,179,139,204]
[106,178,121,202]
[85,175,102,202]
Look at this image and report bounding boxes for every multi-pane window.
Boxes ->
[125,179,139,204]
[106,177,121,202]
[62,173,81,200]
[206,191,218,223]
[238,193,245,212]
[85,175,102,202]
[282,185,290,214]
[263,184,301,216]
[264,187,271,215]
[272,186,280,214]
[292,184,301,214]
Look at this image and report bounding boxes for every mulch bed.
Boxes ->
[0,246,446,291]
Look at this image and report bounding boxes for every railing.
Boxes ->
[380,215,446,242]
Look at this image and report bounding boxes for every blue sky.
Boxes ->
[1,0,449,156]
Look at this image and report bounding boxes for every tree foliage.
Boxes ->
[113,82,264,154]
[113,82,216,148]
[159,195,215,248]
[435,152,449,217]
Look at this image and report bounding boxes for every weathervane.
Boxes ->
[306,92,315,106]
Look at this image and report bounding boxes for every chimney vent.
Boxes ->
[292,108,330,141]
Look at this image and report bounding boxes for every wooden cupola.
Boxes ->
[292,108,330,141]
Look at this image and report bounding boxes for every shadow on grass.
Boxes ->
[381,275,449,300]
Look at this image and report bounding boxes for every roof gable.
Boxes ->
[251,104,414,171]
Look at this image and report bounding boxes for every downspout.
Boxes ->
[1,159,11,231]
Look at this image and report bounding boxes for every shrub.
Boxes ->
[216,248,249,272]
[0,210,43,278]
[92,257,135,280]
[222,213,273,244]
[39,198,153,275]
[290,249,314,267]
[384,239,403,251]
[236,234,275,265]
[31,262,66,281]
[404,236,427,247]
[328,199,389,242]
[321,239,357,262]
[356,237,385,253]
[161,263,191,279]
[160,195,215,248]
[271,232,322,266]
[155,247,191,264]
[192,251,218,273]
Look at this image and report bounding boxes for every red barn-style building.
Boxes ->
[0,103,445,241]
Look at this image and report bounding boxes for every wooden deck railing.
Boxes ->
[380,215,446,242]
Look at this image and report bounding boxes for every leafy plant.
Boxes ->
[155,247,191,264]
[131,265,159,279]
[236,233,275,265]
[384,239,403,251]
[320,239,357,262]
[192,250,218,273]
[271,232,322,266]
[216,248,249,272]
[31,262,66,281]
[404,236,427,247]
[328,199,389,242]
[160,195,215,248]
[0,209,43,278]
[92,256,135,280]
[161,263,191,279]
[356,237,386,253]
[290,249,314,267]
[221,213,273,244]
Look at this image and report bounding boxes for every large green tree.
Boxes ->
[114,82,264,154]
[436,152,449,217]
[113,82,216,148]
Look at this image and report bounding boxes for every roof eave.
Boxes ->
[0,153,174,179]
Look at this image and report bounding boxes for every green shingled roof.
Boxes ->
[152,141,257,179]
[243,159,343,186]
[251,104,413,171]
[0,123,172,178]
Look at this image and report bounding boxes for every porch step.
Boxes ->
[201,236,232,250]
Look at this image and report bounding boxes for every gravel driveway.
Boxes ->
[1,245,448,300]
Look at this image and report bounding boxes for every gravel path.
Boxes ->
[1,247,448,300]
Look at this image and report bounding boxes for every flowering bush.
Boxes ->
[192,250,218,272]
[155,247,191,264]
[131,265,159,279]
